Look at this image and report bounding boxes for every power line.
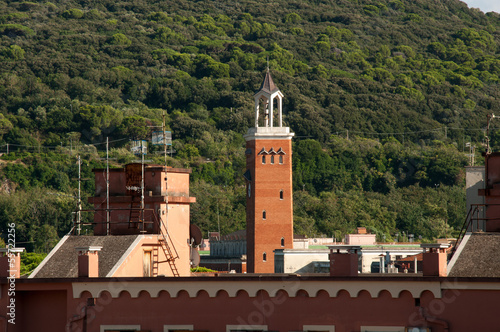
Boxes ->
[0,138,129,150]
[334,125,487,137]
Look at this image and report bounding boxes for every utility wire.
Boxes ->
[0,126,489,152]
[0,138,128,150]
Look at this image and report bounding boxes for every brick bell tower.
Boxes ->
[244,69,294,273]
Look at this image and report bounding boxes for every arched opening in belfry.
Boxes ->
[257,97,269,127]
[271,96,280,127]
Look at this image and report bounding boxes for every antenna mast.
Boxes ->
[163,111,168,235]
[141,140,145,225]
[486,113,496,155]
[163,111,167,167]
[106,137,110,235]
[77,155,82,236]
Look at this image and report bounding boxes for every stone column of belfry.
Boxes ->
[244,70,294,273]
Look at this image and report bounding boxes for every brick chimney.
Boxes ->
[76,246,102,278]
[241,255,247,273]
[328,245,360,277]
[421,243,450,277]
[0,248,25,278]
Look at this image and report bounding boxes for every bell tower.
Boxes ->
[244,69,294,273]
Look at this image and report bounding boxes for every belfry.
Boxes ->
[244,69,294,273]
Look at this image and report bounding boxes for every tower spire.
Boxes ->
[254,70,283,128]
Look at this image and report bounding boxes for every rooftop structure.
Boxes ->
[31,163,196,278]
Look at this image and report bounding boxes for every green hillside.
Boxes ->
[0,0,499,251]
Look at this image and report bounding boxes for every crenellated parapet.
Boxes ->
[72,276,446,299]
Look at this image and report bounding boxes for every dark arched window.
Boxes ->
[263,210,266,220]
[279,155,283,164]
[281,237,285,247]
[271,155,275,164]
[262,156,266,164]
[263,252,267,262]
[280,190,283,200]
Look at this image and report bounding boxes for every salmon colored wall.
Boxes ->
[91,165,194,237]
[112,236,155,277]
[91,201,164,235]
[0,282,71,332]
[94,169,126,196]
[165,203,191,276]
[78,251,99,278]
[88,164,193,275]
[2,278,500,332]
[112,235,190,277]
[75,286,500,332]
[422,252,447,277]
[481,153,500,231]
[329,253,358,276]
[93,166,191,198]
[0,254,20,278]
[166,171,191,197]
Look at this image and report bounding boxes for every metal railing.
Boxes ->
[449,204,486,260]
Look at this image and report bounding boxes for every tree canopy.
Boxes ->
[0,0,498,251]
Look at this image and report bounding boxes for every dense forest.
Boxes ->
[0,0,499,258]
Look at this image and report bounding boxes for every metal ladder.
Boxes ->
[152,246,159,276]
[128,196,141,229]
[151,234,180,277]
[158,234,180,277]
[151,209,180,277]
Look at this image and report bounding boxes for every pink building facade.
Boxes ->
[1,274,499,332]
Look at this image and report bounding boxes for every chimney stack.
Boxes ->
[328,245,360,277]
[241,255,247,273]
[0,248,25,278]
[76,246,102,278]
[421,243,450,277]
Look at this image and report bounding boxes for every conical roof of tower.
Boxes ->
[258,70,280,94]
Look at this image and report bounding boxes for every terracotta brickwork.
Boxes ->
[246,138,294,273]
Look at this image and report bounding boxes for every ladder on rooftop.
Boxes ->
[159,234,180,277]
[151,209,180,277]
[129,196,141,229]
[152,246,159,276]
[151,235,180,277]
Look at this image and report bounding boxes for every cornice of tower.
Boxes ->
[244,127,295,141]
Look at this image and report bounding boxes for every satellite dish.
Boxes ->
[190,224,203,246]
[190,247,200,267]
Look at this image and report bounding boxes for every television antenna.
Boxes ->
[486,113,496,155]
